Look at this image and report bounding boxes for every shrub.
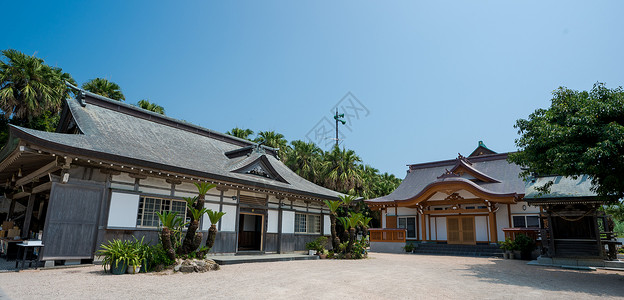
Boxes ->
[514,234,536,253]
[499,238,517,251]
[403,243,415,252]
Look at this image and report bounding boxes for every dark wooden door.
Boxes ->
[42,182,104,261]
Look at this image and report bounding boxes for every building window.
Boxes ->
[295,213,321,234]
[137,196,188,227]
[398,217,417,238]
[512,215,540,228]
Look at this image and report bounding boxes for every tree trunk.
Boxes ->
[206,224,218,250]
[178,220,199,255]
[330,214,340,250]
[347,227,356,255]
[161,227,176,261]
[179,194,206,255]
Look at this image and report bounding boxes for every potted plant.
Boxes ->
[133,236,153,273]
[499,238,516,259]
[514,234,536,260]
[98,239,131,275]
[403,243,415,253]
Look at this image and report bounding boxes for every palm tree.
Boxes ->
[323,145,363,193]
[226,127,254,140]
[156,211,183,261]
[137,99,165,114]
[179,182,216,255]
[0,49,74,122]
[255,130,290,159]
[356,164,379,199]
[82,78,125,101]
[285,140,322,182]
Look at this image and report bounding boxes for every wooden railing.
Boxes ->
[502,227,540,241]
[369,228,406,243]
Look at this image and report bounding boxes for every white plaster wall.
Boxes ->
[308,208,321,214]
[267,210,279,233]
[110,182,134,191]
[475,216,488,242]
[222,190,237,204]
[201,203,220,231]
[108,192,139,228]
[382,212,386,228]
[510,201,540,214]
[220,205,237,232]
[268,195,280,204]
[323,215,331,235]
[139,186,170,196]
[204,194,220,203]
[436,217,447,241]
[140,177,168,188]
[396,207,418,215]
[282,211,295,234]
[112,173,135,184]
[496,204,510,242]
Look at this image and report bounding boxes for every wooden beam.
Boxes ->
[13,191,29,199]
[22,188,35,238]
[16,160,60,187]
[32,181,52,194]
[422,198,486,207]
[423,208,489,215]
[489,211,498,243]
[421,213,427,241]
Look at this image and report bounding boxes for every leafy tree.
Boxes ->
[226,127,254,140]
[285,140,323,182]
[323,145,363,193]
[0,49,75,144]
[508,83,624,202]
[137,99,164,114]
[82,78,125,101]
[255,130,290,159]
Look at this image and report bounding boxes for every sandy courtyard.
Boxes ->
[0,253,623,299]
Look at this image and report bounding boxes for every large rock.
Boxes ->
[174,258,220,273]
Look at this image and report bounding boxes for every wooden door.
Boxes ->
[446,216,476,245]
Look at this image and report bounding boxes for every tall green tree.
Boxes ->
[82,78,125,101]
[0,49,75,144]
[226,127,254,140]
[255,130,290,159]
[323,145,363,193]
[0,49,74,122]
[137,99,165,114]
[509,83,624,202]
[285,140,323,182]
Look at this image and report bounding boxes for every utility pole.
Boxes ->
[333,109,346,147]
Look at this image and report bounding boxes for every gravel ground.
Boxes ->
[0,253,622,300]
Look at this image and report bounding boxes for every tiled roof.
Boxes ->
[10,92,342,200]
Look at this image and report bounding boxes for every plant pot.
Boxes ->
[502,252,508,259]
[127,264,141,274]
[308,250,316,255]
[111,261,127,275]
[319,254,327,259]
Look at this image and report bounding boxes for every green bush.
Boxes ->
[97,239,138,273]
[305,236,328,254]
[151,243,175,269]
[514,234,536,253]
[403,243,415,252]
[499,238,518,251]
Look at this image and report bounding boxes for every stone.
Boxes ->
[173,258,220,273]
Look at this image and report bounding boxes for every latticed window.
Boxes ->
[137,196,188,227]
[295,213,321,234]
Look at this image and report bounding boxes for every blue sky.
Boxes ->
[2,1,623,177]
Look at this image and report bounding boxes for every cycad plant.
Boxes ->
[157,211,182,261]
[178,182,216,255]
[205,210,227,251]
[323,199,342,250]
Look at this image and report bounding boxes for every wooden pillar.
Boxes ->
[488,211,498,243]
[6,197,16,221]
[592,208,603,258]
[277,198,283,253]
[506,204,512,227]
[546,213,556,257]
[421,214,427,242]
[22,191,36,239]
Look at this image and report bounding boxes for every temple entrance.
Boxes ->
[238,213,263,251]
[446,216,476,245]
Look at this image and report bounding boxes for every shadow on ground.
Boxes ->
[463,259,624,297]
